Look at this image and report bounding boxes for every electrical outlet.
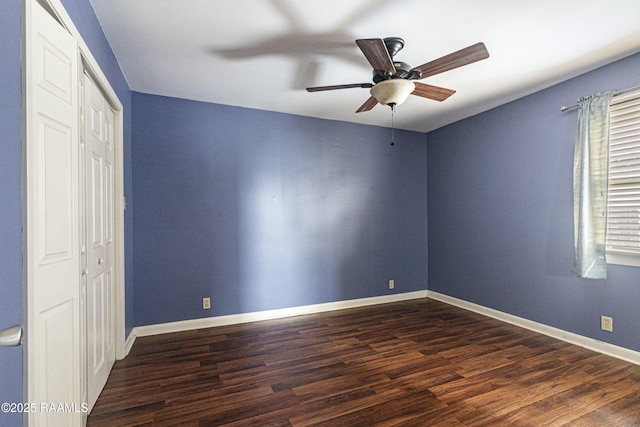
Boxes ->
[601,315,613,332]
[389,279,394,289]
[203,297,211,310]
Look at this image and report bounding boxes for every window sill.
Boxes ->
[607,252,640,268]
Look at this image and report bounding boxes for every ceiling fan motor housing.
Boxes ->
[372,62,420,83]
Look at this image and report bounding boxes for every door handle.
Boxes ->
[0,325,22,347]
[97,258,103,265]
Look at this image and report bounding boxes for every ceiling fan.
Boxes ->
[306,37,489,113]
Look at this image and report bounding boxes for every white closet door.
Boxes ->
[85,73,116,411]
[26,1,82,425]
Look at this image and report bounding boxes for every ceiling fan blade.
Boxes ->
[411,82,456,102]
[356,38,396,74]
[306,83,373,92]
[411,42,489,79]
[356,96,378,113]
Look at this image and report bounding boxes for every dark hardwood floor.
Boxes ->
[87,298,640,426]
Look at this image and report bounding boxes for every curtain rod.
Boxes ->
[560,84,640,111]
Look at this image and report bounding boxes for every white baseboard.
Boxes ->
[427,290,640,366]
[124,329,137,356]
[125,291,428,350]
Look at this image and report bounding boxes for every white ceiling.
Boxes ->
[89,0,640,133]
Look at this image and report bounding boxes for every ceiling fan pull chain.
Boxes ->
[390,103,396,146]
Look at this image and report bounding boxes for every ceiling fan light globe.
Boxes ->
[370,79,415,107]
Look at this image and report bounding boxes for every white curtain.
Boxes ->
[573,91,615,279]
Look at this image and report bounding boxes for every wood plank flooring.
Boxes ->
[87,298,640,426]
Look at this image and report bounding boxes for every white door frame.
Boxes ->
[24,0,127,411]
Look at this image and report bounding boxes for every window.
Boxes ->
[606,90,640,267]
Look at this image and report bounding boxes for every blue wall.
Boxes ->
[132,93,427,326]
[427,52,640,352]
[0,2,25,426]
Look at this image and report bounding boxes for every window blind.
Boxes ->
[607,91,640,255]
